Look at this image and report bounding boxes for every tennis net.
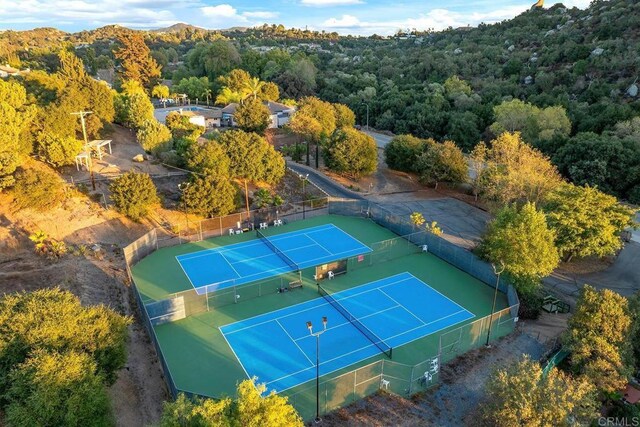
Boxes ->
[318,284,393,358]
[256,229,300,272]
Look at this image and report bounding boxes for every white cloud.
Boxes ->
[301,0,363,6]
[242,11,279,19]
[200,4,239,18]
[321,5,538,35]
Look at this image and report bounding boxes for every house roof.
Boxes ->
[221,103,239,114]
[265,101,294,114]
[222,101,294,115]
[623,384,640,404]
[199,109,222,119]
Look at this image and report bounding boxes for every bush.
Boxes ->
[5,350,113,427]
[158,150,182,167]
[166,111,205,142]
[0,288,130,392]
[109,171,160,221]
[384,135,430,172]
[414,140,468,187]
[136,120,173,154]
[185,140,231,177]
[180,176,237,217]
[324,128,377,178]
[36,132,84,167]
[12,166,65,211]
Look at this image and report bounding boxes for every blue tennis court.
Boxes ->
[220,272,475,392]
[176,224,371,294]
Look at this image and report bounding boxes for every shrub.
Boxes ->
[136,120,173,154]
[12,166,65,211]
[36,132,84,167]
[324,128,377,178]
[109,171,160,221]
[234,97,272,134]
[384,135,430,172]
[180,176,237,217]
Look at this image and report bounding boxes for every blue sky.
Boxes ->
[0,0,592,35]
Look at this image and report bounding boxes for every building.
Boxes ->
[221,101,295,128]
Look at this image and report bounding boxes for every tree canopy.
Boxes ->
[234,97,272,134]
[483,355,597,427]
[160,378,302,427]
[479,202,559,288]
[564,285,633,393]
[474,132,563,206]
[324,127,377,178]
[114,32,161,90]
[109,171,161,221]
[414,140,467,188]
[543,183,638,261]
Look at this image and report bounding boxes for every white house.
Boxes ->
[221,101,296,129]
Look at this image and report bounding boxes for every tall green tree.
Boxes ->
[333,103,356,128]
[180,176,237,218]
[234,97,272,134]
[479,202,559,288]
[483,355,597,427]
[415,140,468,188]
[476,132,563,206]
[114,80,154,129]
[0,80,37,189]
[289,96,336,167]
[216,130,285,215]
[137,120,173,154]
[543,183,638,261]
[114,32,161,90]
[324,127,377,178]
[187,41,241,82]
[175,76,210,100]
[184,140,231,178]
[564,286,633,393]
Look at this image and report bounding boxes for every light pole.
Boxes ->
[485,261,505,347]
[361,102,369,130]
[307,316,328,424]
[299,173,309,219]
[71,111,95,190]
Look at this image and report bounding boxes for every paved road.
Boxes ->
[286,162,364,200]
[632,212,640,243]
[363,130,393,149]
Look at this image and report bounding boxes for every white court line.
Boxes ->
[219,251,241,279]
[378,288,427,326]
[219,326,251,381]
[268,308,474,390]
[222,274,415,334]
[303,232,332,256]
[275,319,314,366]
[401,272,471,313]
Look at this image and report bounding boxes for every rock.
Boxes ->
[530,56,538,63]
[591,48,604,56]
[132,154,144,162]
[454,48,462,55]
[545,30,555,37]
[628,84,639,97]
[91,244,102,252]
[566,20,575,26]
[524,75,534,85]
[508,45,515,52]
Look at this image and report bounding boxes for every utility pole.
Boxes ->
[72,111,95,190]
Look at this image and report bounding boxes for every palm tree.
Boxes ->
[202,88,212,106]
[242,77,265,101]
[215,87,244,105]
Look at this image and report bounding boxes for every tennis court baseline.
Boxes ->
[220,272,475,392]
[176,224,371,294]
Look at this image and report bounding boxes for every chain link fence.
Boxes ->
[124,197,520,420]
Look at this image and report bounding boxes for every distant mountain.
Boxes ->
[152,23,204,33]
